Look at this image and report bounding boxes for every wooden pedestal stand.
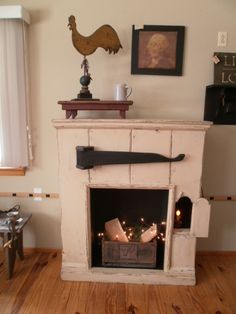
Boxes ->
[58,100,133,119]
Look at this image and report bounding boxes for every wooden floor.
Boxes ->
[0,251,236,314]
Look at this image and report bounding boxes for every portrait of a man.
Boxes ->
[131,25,185,76]
[138,32,177,69]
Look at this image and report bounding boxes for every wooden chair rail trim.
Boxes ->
[1,189,236,202]
[0,167,26,176]
[205,195,236,201]
[0,192,59,199]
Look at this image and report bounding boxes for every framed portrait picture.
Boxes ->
[131,25,185,76]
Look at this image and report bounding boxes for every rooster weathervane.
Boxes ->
[68,15,122,100]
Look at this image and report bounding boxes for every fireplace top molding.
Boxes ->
[52,119,212,131]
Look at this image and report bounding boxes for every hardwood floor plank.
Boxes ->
[0,252,43,314]
[63,282,83,314]
[114,283,126,314]
[202,256,236,313]
[16,252,63,314]
[126,284,151,314]
[185,256,235,314]
[0,252,235,314]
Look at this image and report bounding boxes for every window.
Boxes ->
[0,6,32,173]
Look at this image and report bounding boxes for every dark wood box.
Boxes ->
[204,85,236,124]
[102,240,157,268]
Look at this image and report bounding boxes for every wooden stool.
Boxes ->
[0,214,32,279]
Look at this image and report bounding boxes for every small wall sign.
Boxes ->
[214,52,236,85]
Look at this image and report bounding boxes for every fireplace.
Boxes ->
[90,187,169,269]
[53,119,211,285]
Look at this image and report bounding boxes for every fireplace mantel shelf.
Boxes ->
[53,119,212,131]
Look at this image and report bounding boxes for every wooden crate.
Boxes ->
[102,240,157,268]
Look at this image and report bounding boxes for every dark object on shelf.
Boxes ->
[77,71,93,99]
[76,146,185,170]
[204,85,236,124]
[102,240,157,268]
[74,58,99,101]
[58,100,133,119]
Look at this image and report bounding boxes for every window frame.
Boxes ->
[0,167,26,176]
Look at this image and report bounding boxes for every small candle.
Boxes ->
[176,210,181,217]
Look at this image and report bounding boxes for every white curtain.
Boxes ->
[0,19,29,167]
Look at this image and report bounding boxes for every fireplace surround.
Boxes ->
[53,119,211,285]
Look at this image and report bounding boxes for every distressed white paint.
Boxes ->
[53,119,211,285]
[170,231,196,271]
[57,128,90,266]
[53,119,211,130]
[163,186,175,272]
[89,128,130,184]
[171,130,206,201]
[61,265,196,285]
[191,198,211,237]
[131,129,171,185]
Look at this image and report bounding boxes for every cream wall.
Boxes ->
[0,0,236,250]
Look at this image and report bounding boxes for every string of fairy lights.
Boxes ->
[98,217,166,242]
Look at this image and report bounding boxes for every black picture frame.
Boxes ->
[131,25,185,76]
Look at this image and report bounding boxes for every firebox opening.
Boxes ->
[90,188,169,270]
[174,196,192,228]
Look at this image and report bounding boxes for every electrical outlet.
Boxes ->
[33,187,42,201]
[217,32,227,47]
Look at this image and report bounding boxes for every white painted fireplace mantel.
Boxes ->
[53,119,211,285]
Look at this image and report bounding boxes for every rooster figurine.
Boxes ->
[68,15,122,56]
[67,15,122,100]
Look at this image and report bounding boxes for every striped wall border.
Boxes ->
[0,192,235,201]
[205,195,236,201]
[0,192,59,199]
